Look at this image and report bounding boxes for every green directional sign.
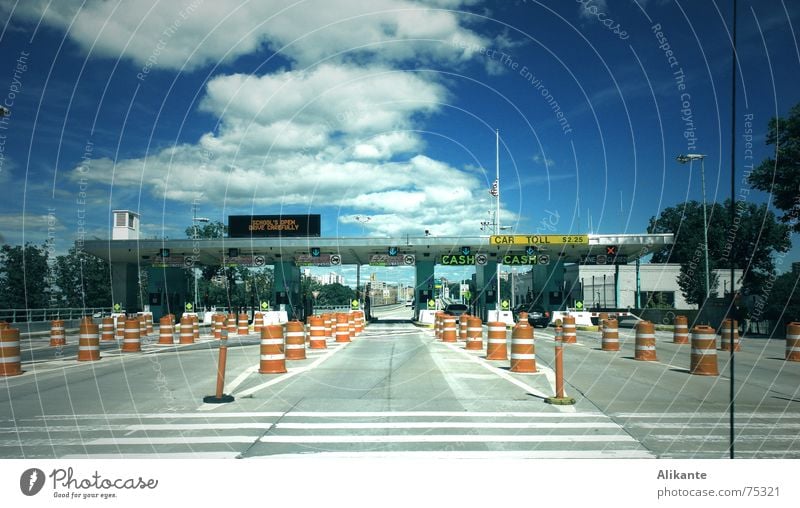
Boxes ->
[185,302,193,311]
[501,300,510,310]
[351,299,360,310]
[463,290,471,301]
[440,254,475,266]
[575,300,584,311]
[427,299,436,309]
[260,301,270,311]
[113,303,122,312]
[502,254,541,265]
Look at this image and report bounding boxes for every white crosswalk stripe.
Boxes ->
[0,410,655,459]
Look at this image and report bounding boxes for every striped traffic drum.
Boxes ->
[77,322,100,361]
[690,325,718,376]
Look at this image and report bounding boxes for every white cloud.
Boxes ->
[532,153,554,167]
[7,0,490,71]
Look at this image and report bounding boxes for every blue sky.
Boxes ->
[0,0,798,286]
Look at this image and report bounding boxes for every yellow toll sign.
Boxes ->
[489,234,589,245]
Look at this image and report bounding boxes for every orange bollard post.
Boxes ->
[465,316,483,350]
[203,333,235,403]
[77,322,101,361]
[259,325,287,374]
[690,325,719,376]
[122,319,141,352]
[634,321,657,361]
[562,315,577,343]
[441,315,457,343]
[785,322,800,362]
[545,326,575,405]
[486,321,508,360]
[510,321,536,372]
[285,321,306,360]
[50,319,66,346]
[673,315,689,344]
[601,318,619,351]
[0,326,22,376]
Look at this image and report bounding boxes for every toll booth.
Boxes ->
[147,266,190,322]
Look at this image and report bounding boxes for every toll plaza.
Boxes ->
[82,216,673,323]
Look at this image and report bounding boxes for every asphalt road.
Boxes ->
[1,305,797,459]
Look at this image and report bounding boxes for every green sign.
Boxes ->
[501,300,510,310]
[463,290,471,301]
[185,302,193,311]
[260,301,270,311]
[575,301,584,310]
[351,299,360,310]
[440,254,475,266]
[427,299,436,309]
[502,254,541,265]
[113,303,121,312]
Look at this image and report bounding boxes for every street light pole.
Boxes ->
[677,154,710,303]
[192,206,210,311]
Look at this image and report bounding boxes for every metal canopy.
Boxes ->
[82,233,674,266]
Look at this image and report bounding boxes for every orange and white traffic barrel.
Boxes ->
[0,326,22,376]
[158,316,174,345]
[335,313,350,343]
[254,312,264,334]
[192,315,200,340]
[634,321,657,361]
[80,315,93,325]
[355,311,364,335]
[77,322,100,361]
[348,312,356,338]
[673,315,689,344]
[562,315,577,344]
[601,318,619,352]
[50,319,66,346]
[308,316,327,349]
[690,325,718,376]
[486,321,508,360]
[510,321,536,373]
[466,316,483,350]
[598,312,608,324]
[237,313,249,336]
[137,314,147,338]
[785,322,800,361]
[285,321,306,360]
[719,319,741,352]
[435,312,443,340]
[458,314,469,341]
[215,314,226,339]
[145,313,153,335]
[115,316,124,341]
[518,311,529,323]
[122,319,141,352]
[227,313,237,335]
[101,317,115,341]
[441,315,457,342]
[259,324,287,374]
[179,315,194,344]
[323,314,333,339]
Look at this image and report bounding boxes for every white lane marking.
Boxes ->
[441,342,571,411]
[631,422,800,430]
[256,450,655,459]
[259,434,637,444]
[230,341,349,399]
[88,436,257,445]
[274,421,621,430]
[451,373,499,380]
[127,423,275,431]
[60,452,240,459]
[29,411,607,421]
[32,412,286,420]
[614,412,800,419]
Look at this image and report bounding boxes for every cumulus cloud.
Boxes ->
[7,0,490,71]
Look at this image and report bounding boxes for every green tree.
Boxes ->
[747,103,800,233]
[316,283,355,306]
[53,247,112,307]
[0,244,51,309]
[756,270,800,325]
[648,200,790,302]
[184,220,228,282]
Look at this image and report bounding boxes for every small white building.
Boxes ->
[511,263,743,310]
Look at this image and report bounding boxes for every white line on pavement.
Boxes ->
[258,434,637,444]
